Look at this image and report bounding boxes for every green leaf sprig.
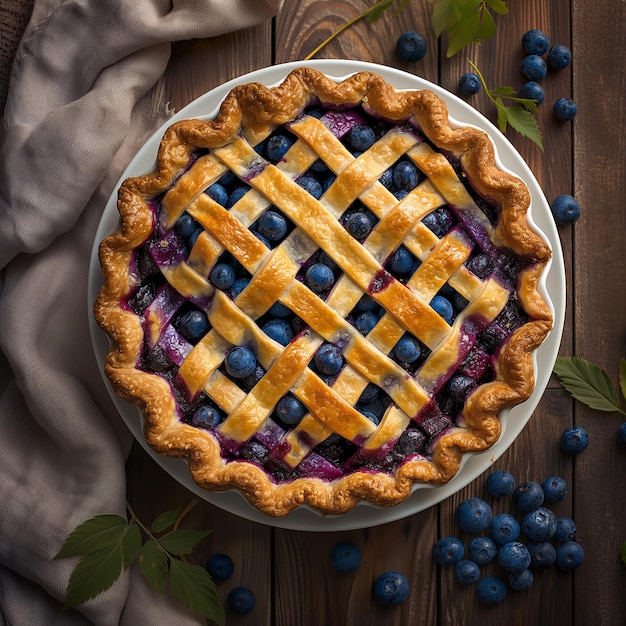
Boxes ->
[55,500,225,625]
[431,0,508,58]
[468,60,544,150]
[553,355,626,566]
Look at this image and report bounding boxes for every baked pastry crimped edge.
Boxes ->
[95,67,553,517]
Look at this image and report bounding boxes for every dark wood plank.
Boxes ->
[571,0,626,623]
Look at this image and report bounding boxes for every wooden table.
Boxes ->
[124,1,626,624]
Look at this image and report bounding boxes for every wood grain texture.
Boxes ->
[118,1,625,624]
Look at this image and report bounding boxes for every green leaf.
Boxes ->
[619,357,626,402]
[367,0,394,23]
[55,515,127,559]
[446,12,482,57]
[121,522,142,570]
[476,5,497,41]
[139,539,168,595]
[554,356,625,414]
[495,99,508,134]
[160,529,212,556]
[432,0,462,37]
[501,104,544,150]
[169,559,225,626]
[64,546,123,609]
[491,85,518,97]
[486,0,508,14]
[621,541,626,566]
[150,509,181,534]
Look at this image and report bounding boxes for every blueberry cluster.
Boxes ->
[520,29,575,120]
[433,470,583,606]
[204,553,256,615]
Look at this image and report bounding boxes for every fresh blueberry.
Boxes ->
[508,569,534,591]
[207,182,228,207]
[560,425,588,454]
[191,403,222,429]
[456,498,493,533]
[346,124,376,152]
[175,214,198,241]
[226,185,249,207]
[433,536,465,565]
[218,170,236,187]
[331,541,361,572]
[498,541,531,573]
[230,277,250,299]
[422,207,453,237]
[305,263,335,292]
[520,81,545,104]
[275,394,307,426]
[227,586,255,614]
[256,210,288,242]
[618,422,626,447]
[548,44,572,70]
[554,517,577,543]
[354,311,378,335]
[254,232,272,249]
[393,161,421,191]
[379,168,393,188]
[466,253,494,279]
[266,134,294,162]
[527,541,557,569]
[522,29,550,55]
[388,246,414,276]
[468,536,498,565]
[430,295,453,324]
[522,55,548,81]
[345,211,373,239]
[459,72,481,96]
[446,375,476,404]
[553,97,577,120]
[177,310,210,343]
[262,319,293,346]
[395,428,426,455]
[512,480,545,512]
[396,30,427,62]
[551,194,580,225]
[521,507,557,542]
[477,575,506,605]
[360,383,380,403]
[361,410,380,425]
[298,175,323,199]
[374,571,410,606]
[225,346,257,379]
[210,263,236,290]
[205,553,234,580]
[268,300,291,318]
[392,335,422,363]
[454,559,481,585]
[314,344,344,376]
[488,513,521,545]
[486,469,516,497]
[541,476,568,503]
[355,294,378,312]
[555,541,584,571]
[242,364,265,389]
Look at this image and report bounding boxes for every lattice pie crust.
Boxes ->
[95,68,553,516]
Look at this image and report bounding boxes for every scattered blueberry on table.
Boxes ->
[457,497,493,533]
[458,72,481,96]
[374,571,410,606]
[551,194,581,225]
[488,513,521,545]
[553,97,577,121]
[560,425,589,454]
[521,54,548,81]
[205,553,234,580]
[541,476,568,503]
[454,559,481,585]
[548,44,572,70]
[522,29,551,55]
[331,541,362,572]
[396,30,427,62]
[433,536,465,566]
[486,470,516,498]
[512,480,544,512]
[618,422,626,447]
[227,586,256,614]
[519,81,545,104]
[476,575,506,605]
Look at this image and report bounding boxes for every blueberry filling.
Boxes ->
[124,101,536,482]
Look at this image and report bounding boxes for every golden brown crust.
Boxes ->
[95,68,553,517]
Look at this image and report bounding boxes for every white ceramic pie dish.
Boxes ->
[88,59,565,531]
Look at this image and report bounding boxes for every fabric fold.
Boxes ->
[0,0,282,623]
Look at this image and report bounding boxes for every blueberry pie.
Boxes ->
[95,68,553,516]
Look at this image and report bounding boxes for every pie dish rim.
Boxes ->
[88,59,565,531]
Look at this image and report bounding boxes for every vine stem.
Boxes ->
[303,0,393,60]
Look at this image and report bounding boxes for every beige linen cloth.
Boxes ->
[0,0,282,623]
